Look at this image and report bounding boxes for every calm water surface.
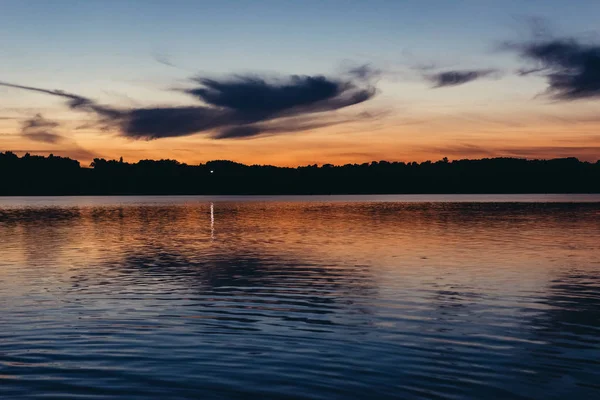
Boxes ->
[1,195,599,399]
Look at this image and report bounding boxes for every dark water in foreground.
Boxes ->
[1,195,599,399]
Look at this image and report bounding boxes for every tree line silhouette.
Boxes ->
[1,151,598,195]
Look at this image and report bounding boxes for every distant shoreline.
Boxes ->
[1,152,599,196]
[1,194,600,204]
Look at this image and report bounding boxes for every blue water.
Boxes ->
[1,195,599,399]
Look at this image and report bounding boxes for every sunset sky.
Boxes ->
[1,0,600,166]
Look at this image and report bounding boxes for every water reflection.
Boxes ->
[0,198,599,399]
[211,202,215,240]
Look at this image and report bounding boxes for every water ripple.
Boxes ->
[1,196,599,399]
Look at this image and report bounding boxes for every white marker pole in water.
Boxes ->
[210,202,215,240]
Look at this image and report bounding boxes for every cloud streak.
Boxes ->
[0,81,122,118]
[21,114,64,144]
[343,63,382,82]
[0,70,377,140]
[423,143,600,161]
[426,69,497,88]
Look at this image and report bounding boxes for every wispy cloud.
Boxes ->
[21,114,64,144]
[426,69,498,88]
[0,81,122,118]
[342,63,382,82]
[153,51,177,68]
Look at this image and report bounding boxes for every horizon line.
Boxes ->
[2,151,598,169]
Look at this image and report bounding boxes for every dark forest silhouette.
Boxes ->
[1,151,598,195]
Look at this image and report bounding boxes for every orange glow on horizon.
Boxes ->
[2,108,600,167]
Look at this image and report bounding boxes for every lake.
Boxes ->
[1,195,599,399]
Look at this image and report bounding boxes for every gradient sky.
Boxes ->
[1,0,600,166]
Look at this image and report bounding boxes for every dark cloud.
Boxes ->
[187,74,374,118]
[427,69,497,88]
[124,107,231,139]
[21,114,64,144]
[508,38,600,100]
[0,72,376,140]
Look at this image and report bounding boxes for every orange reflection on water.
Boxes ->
[1,198,598,293]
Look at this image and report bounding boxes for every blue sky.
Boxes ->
[3,0,598,82]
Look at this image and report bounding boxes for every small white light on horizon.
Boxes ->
[210,170,214,174]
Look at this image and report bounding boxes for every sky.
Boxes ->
[1,0,600,166]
